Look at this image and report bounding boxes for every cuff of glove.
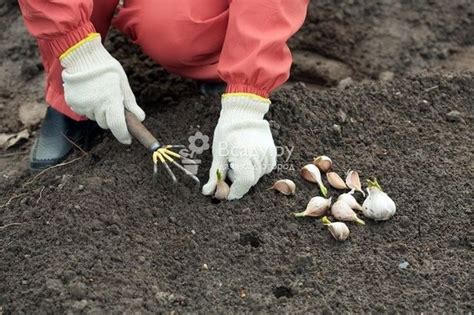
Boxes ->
[40,22,97,59]
[220,93,271,120]
[226,83,269,98]
[60,34,113,73]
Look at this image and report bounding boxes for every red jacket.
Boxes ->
[19,0,309,119]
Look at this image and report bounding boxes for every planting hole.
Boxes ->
[239,233,261,248]
[273,286,294,298]
[210,198,221,204]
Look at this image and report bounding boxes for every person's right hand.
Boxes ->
[60,33,145,144]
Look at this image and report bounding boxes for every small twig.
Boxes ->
[0,150,29,158]
[423,85,439,93]
[23,136,88,188]
[23,156,84,187]
[0,193,27,209]
[36,186,45,204]
[0,223,22,230]
[62,134,88,155]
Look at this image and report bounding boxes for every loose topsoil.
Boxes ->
[1,0,473,313]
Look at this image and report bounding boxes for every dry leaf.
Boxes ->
[0,129,30,149]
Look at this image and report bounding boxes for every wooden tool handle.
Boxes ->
[125,111,160,151]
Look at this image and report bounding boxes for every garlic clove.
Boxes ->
[214,169,230,200]
[345,170,365,197]
[313,155,332,173]
[327,172,348,189]
[301,164,321,183]
[362,178,396,221]
[328,222,350,241]
[214,181,230,200]
[294,197,332,217]
[271,179,296,196]
[331,200,365,225]
[301,164,328,197]
[331,200,353,220]
[321,216,350,241]
[337,193,363,211]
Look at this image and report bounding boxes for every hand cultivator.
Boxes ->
[125,111,201,190]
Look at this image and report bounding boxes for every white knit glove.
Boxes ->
[60,34,145,144]
[202,94,277,200]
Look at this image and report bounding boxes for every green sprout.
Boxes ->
[367,178,383,191]
[321,216,332,226]
[216,169,223,182]
[319,183,328,197]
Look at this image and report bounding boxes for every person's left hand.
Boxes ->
[202,94,277,200]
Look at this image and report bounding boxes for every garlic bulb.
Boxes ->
[321,216,350,241]
[301,164,328,197]
[345,170,365,196]
[362,179,396,221]
[271,179,296,196]
[294,197,332,217]
[214,169,230,200]
[337,193,363,211]
[327,172,348,189]
[331,200,365,225]
[313,155,332,173]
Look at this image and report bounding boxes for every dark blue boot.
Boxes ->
[29,107,99,171]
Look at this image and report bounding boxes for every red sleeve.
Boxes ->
[18,0,96,57]
[218,0,309,98]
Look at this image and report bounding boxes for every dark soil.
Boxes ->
[1,0,473,313]
[292,0,474,79]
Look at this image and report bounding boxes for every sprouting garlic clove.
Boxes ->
[294,197,332,217]
[345,170,365,197]
[327,172,348,189]
[321,216,350,241]
[337,193,363,211]
[362,178,396,221]
[313,155,332,173]
[214,181,230,200]
[301,164,328,197]
[271,179,296,196]
[214,169,230,200]
[331,200,365,225]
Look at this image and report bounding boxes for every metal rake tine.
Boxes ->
[162,162,178,187]
[155,151,178,187]
[164,144,186,150]
[160,150,200,187]
[161,148,181,159]
[152,163,159,184]
[160,150,179,163]
[168,159,201,187]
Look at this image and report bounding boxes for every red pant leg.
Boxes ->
[113,0,228,81]
[38,0,119,121]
